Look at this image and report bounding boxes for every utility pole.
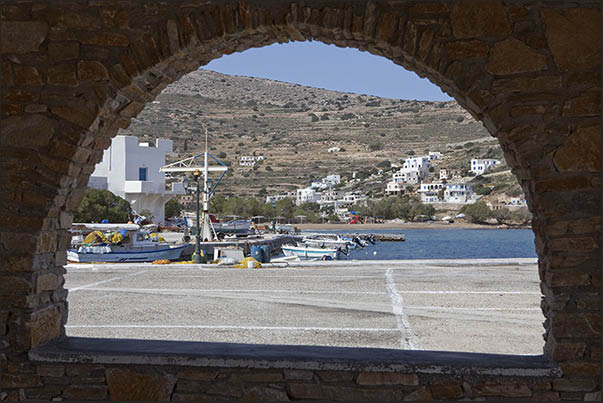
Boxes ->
[193,169,202,264]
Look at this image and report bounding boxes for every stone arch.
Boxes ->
[0,0,600,400]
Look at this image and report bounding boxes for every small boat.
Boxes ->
[281,244,343,260]
[67,223,187,263]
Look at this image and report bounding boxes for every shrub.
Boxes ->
[460,201,492,224]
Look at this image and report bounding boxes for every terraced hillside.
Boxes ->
[122,70,507,198]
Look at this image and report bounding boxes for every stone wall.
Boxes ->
[0,0,600,400]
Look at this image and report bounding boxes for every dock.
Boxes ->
[177,233,302,259]
[301,232,405,242]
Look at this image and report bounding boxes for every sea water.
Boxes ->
[308,228,537,260]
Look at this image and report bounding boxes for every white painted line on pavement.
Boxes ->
[385,268,420,350]
[405,306,541,311]
[68,270,148,293]
[66,324,399,332]
[75,287,387,295]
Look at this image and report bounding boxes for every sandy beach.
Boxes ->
[295,222,507,230]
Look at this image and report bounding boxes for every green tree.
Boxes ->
[493,207,512,224]
[74,188,132,223]
[460,201,493,224]
[165,199,182,219]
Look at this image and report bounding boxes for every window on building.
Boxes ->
[139,167,148,181]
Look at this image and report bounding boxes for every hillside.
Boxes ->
[122,69,517,199]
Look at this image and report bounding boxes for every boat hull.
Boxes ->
[67,245,187,263]
[282,245,340,260]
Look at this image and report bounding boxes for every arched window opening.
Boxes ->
[65,42,541,356]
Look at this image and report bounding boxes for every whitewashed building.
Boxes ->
[386,182,405,196]
[266,192,295,204]
[402,156,432,179]
[239,155,264,166]
[471,159,501,174]
[429,151,442,160]
[418,183,473,204]
[296,187,322,205]
[88,135,185,224]
[327,147,341,153]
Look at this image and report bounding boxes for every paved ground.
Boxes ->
[64,259,544,355]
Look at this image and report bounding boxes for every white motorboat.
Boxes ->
[67,223,188,263]
[281,244,342,260]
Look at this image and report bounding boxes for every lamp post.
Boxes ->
[193,169,202,264]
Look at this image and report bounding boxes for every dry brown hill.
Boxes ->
[122,69,510,198]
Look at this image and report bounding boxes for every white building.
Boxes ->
[88,135,185,224]
[322,174,341,186]
[296,187,322,205]
[439,169,461,180]
[239,155,265,167]
[471,159,501,174]
[386,182,406,196]
[327,147,341,153]
[418,183,473,204]
[265,192,295,204]
[429,151,442,160]
[402,156,432,179]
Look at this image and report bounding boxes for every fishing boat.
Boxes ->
[67,223,187,263]
[281,244,343,260]
[302,236,355,250]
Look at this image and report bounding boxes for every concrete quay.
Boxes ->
[64,258,542,355]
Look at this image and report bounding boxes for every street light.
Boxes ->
[193,169,202,264]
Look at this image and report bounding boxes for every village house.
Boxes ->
[418,182,474,204]
[471,158,501,174]
[239,155,265,167]
[265,192,296,204]
[296,187,322,205]
[88,135,185,223]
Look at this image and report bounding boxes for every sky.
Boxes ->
[203,41,453,102]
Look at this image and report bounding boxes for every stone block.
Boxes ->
[550,341,587,361]
[544,270,590,288]
[283,369,314,381]
[534,176,589,193]
[450,1,511,39]
[447,40,489,60]
[100,8,129,29]
[13,65,44,86]
[77,60,109,81]
[473,382,531,397]
[562,92,600,117]
[551,312,600,338]
[559,361,600,378]
[63,385,108,400]
[552,378,596,392]
[49,42,80,61]
[403,386,432,401]
[29,305,62,347]
[0,276,32,295]
[37,273,59,291]
[51,105,96,129]
[531,391,560,400]
[230,372,283,383]
[1,114,55,149]
[356,372,419,386]
[486,38,547,75]
[541,8,601,72]
[106,368,176,401]
[65,364,105,377]
[176,369,218,381]
[492,75,561,93]
[430,379,464,399]
[48,64,79,86]
[548,236,597,252]
[1,21,48,54]
[37,364,65,377]
[286,383,403,401]
[584,391,602,401]
[82,32,129,46]
[241,385,290,401]
[0,373,43,388]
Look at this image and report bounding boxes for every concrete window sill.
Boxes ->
[30,337,561,377]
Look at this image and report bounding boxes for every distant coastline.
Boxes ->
[296,222,531,230]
